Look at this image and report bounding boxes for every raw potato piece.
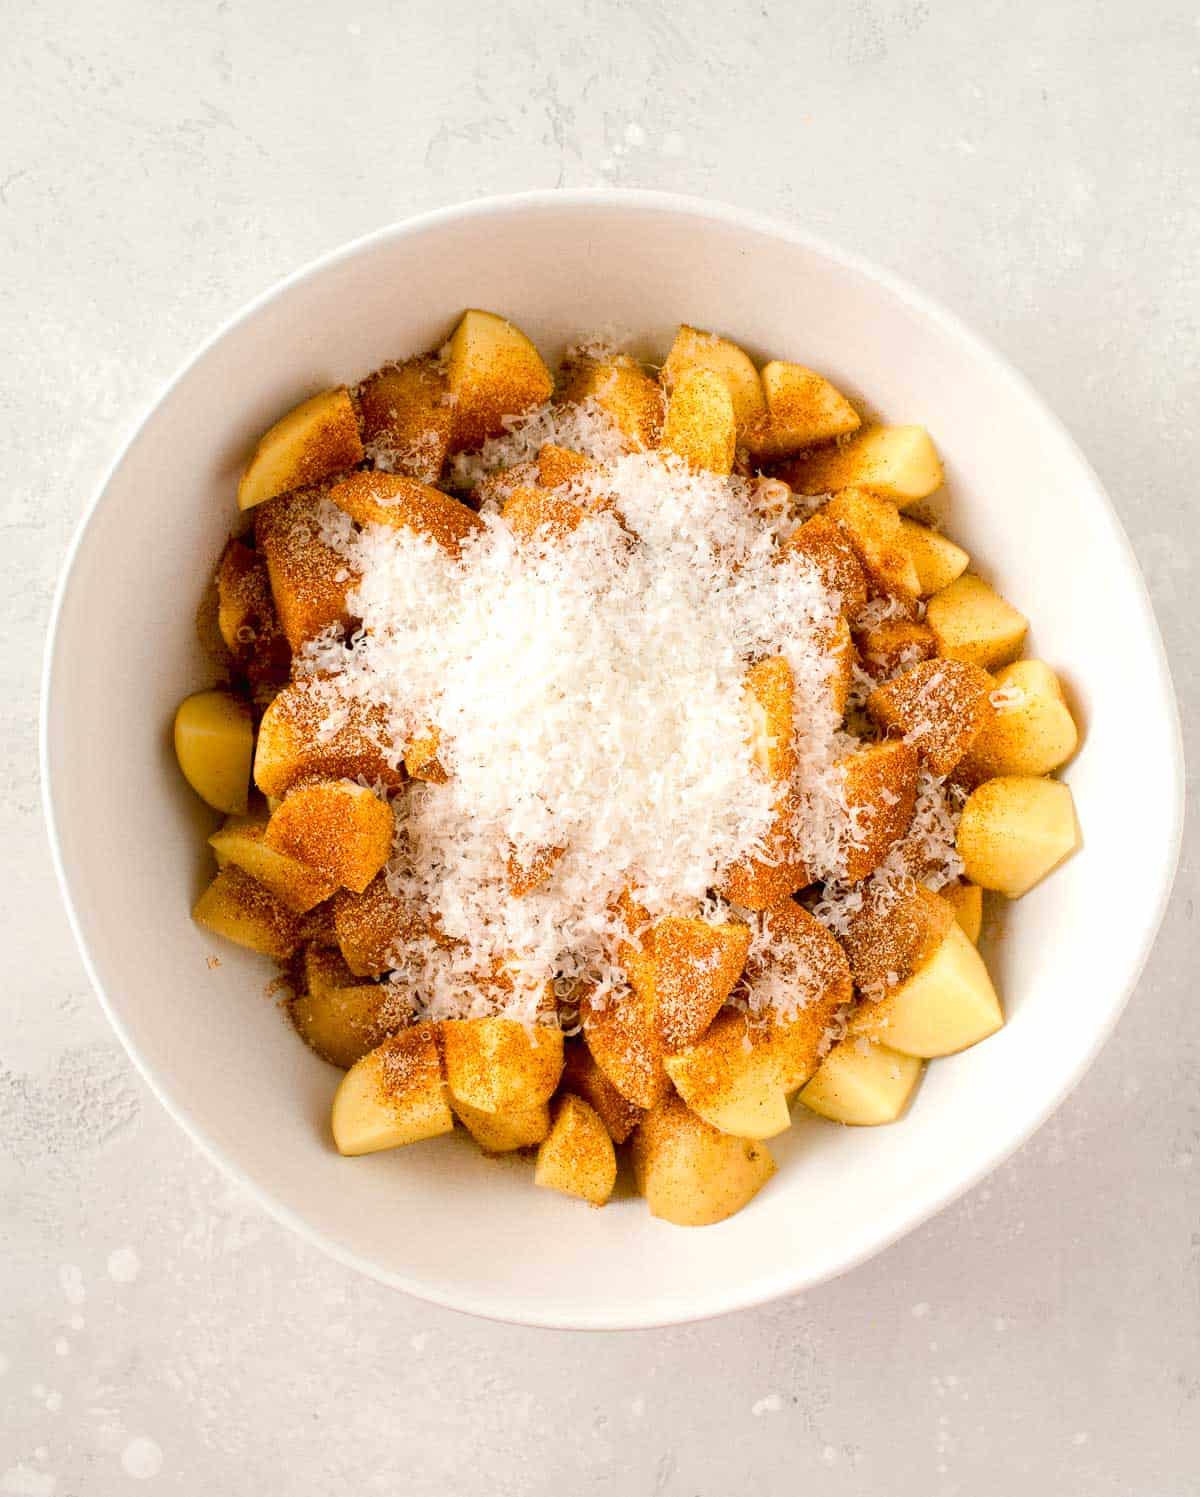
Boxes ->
[174,690,253,814]
[560,1042,644,1143]
[780,512,868,618]
[744,655,795,782]
[506,842,565,896]
[664,1010,792,1140]
[720,788,811,910]
[849,921,1003,1057]
[237,387,364,512]
[799,1037,924,1124]
[649,917,752,1051]
[926,574,1028,669]
[451,1096,550,1153]
[254,683,403,798]
[899,518,969,596]
[292,948,411,1069]
[255,488,361,650]
[404,728,447,784]
[356,357,453,484]
[956,775,1080,898]
[327,472,483,556]
[216,540,291,687]
[842,884,955,997]
[192,866,302,960]
[331,1025,453,1155]
[855,618,938,681]
[777,425,944,507]
[632,1093,776,1228]
[536,443,597,489]
[868,658,995,777]
[958,660,1079,780]
[660,325,768,436]
[824,488,921,602]
[942,881,984,943]
[445,309,554,453]
[502,485,587,541]
[210,814,336,913]
[561,358,664,449]
[440,1018,564,1114]
[333,874,432,977]
[265,780,394,893]
[660,368,737,475]
[534,1095,618,1206]
[581,985,670,1109]
[750,362,861,457]
[837,739,919,882]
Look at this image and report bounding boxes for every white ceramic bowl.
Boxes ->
[43,191,1183,1329]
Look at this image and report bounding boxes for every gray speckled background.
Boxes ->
[3,1,1197,1492]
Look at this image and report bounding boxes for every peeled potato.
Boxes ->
[664,1011,792,1140]
[445,309,553,452]
[356,356,452,484]
[451,1096,551,1153]
[174,689,253,814]
[331,1025,453,1155]
[291,946,411,1069]
[957,775,1080,898]
[660,367,737,475]
[959,660,1079,779]
[926,574,1028,670]
[849,921,1003,1057]
[660,325,767,436]
[561,357,663,449]
[440,1018,564,1114]
[560,1042,644,1143]
[209,814,336,913]
[750,361,860,457]
[799,1038,924,1125]
[264,780,394,894]
[899,518,969,595]
[632,1093,776,1227]
[327,472,483,556]
[778,424,943,506]
[192,866,301,960]
[534,1095,617,1205]
[824,487,921,601]
[941,881,983,943]
[237,387,363,511]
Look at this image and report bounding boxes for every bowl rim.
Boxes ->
[41,188,1186,1330]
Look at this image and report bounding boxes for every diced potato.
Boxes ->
[356,356,452,484]
[958,660,1079,780]
[174,689,253,814]
[799,1037,923,1125]
[664,1010,792,1139]
[941,881,983,943]
[823,615,856,718]
[215,540,291,686]
[721,786,811,909]
[581,984,670,1109]
[855,618,938,681]
[660,367,737,475]
[926,574,1028,669]
[561,357,663,449]
[502,485,587,541]
[473,459,540,506]
[824,488,921,602]
[780,512,868,617]
[660,325,767,437]
[404,727,448,784]
[899,518,969,596]
[749,362,861,457]
[837,739,919,882]
[744,655,795,782]
[649,917,751,1051]
[192,866,302,960]
[506,843,564,896]
[536,443,597,489]
[842,884,955,997]
[327,472,483,556]
[264,780,394,893]
[560,1041,644,1143]
[632,1093,776,1227]
[956,775,1080,898]
[868,658,995,776]
[534,1095,618,1205]
[440,1018,564,1114]
[331,1024,453,1155]
[451,1096,550,1153]
[209,813,336,913]
[292,948,411,1069]
[333,874,431,976]
[237,387,364,512]
[253,682,403,798]
[445,309,554,452]
[255,488,361,650]
[849,921,1003,1057]
[777,425,943,507]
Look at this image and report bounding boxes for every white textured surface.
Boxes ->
[2,1,1197,1491]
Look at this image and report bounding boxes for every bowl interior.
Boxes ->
[43,195,1182,1328]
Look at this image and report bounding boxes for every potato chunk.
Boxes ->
[237,387,363,512]
[581,984,670,1109]
[404,727,447,784]
[660,367,737,475]
[255,488,361,650]
[799,1037,923,1125]
[848,921,1003,1057]
[632,1093,776,1227]
[744,655,795,781]
[215,540,291,687]
[721,787,811,910]
[941,881,983,943]
[535,443,597,489]
[209,813,336,913]
[899,518,969,596]
[956,775,1080,898]
[841,884,954,997]
[561,357,664,449]
[855,617,938,681]
[926,574,1028,669]
[501,485,587,541]
[174,689,253,814]
[660,325,767,437]
[749,362,860,457]
[264,780,394,893]
[331,1025,453,1155]
[534,1095,618,1205]
[649,917,751,1051]
[777,424,943,506]
[253,682,402,798]
[560,1041,644,1143]
[505,842,565,896]
[192,866,302,960]
[824,488,921,602]
[837,739,919,882]
[958,660,1079,780]
[292,948,411,1069]
[445,309,553,452]
[332,873,432,976]
[868,658,995,776]
[356,356,452,484]
[451,1096,550,1153]
[664,1009,792,1140]
[327,471,483,556]
[780,512,868,617]
[440,1018,564,1114]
